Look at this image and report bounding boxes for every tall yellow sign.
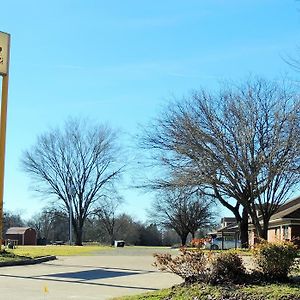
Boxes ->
[0,32,9,76]
[0,31,10,249]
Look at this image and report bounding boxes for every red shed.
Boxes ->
[5,227,37,245]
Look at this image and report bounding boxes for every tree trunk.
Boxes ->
[259,227,268,241]
[75,228,83,246]
[258,218,269,241]
[250,212,269,241]
[74,221,84,246]
[239,207,249,248]
[180,233,188,246]
[110,232,115,246]
[213,189,248,247]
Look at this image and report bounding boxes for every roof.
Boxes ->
[6,227,33,235]
[274,196,300,214]
[209,222,239,235]
[221,217,236,223]
[217,223,239,232]
[271,196,300,220]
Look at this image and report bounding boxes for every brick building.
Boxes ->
[249,197,300,246]
[213,197,300,248]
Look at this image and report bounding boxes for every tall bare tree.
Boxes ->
[22,119,123,245]
[149,188,214,246]
[142,78,300,246]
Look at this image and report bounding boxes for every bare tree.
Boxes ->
[186,195,215,239]
[3,211,24,237]
[27,210,53,240]
[21,119,123,245]
[283,46,300,73]
[27,207,68,243]
[142,78,300,246]
[95,195,123,245]
[114,213,141,245]
[149,188,214,246]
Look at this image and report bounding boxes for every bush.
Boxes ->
[253,240,298,281]
[190,238,209,248]
[209,251,246,284]
[153,249,247,284]
[153,248,211,284]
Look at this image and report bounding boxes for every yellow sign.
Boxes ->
[0,32,10,76]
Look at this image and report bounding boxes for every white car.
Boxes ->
[203,237,241,250]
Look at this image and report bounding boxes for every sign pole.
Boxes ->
[0,75,9,249]
[0,32,10,250]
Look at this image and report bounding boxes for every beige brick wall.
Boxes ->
[268,228,277,242]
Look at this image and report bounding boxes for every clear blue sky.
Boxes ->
[0,0,300,221]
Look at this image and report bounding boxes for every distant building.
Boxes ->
[249,196,300,247]
[5,227,37,245]
[211,197,300,248]
[208,217,240,249]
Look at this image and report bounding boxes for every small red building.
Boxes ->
[5,227,37,245]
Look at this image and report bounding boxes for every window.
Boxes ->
[283,226,289,240]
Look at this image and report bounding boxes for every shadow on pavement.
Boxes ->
[0,273,159,291]
[44,262,158,274]
[45,268,139,280]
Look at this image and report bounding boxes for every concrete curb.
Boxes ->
[0,255,56,267]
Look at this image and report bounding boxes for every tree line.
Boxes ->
[3,209,181,246]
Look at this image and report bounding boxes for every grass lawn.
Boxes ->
[113,282,300,300]
[0,251,28,263]
[6,245,112,258]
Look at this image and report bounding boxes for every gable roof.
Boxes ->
[271,196,300,220]
[6,227,32,235]
[221,217,236,223]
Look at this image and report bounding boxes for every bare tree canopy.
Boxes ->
[21,119,123,245]
[3,211,24,237]
[95,194,123,245]
[27,207,68,243]
[142,78,300,245]
[149,188,215,246]
[283,46,300,73]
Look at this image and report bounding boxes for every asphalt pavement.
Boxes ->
[0,247,182,300]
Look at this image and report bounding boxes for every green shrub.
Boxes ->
[209,251,246,284]
[253,240,298,281]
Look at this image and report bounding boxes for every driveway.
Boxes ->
[0,247,182,300]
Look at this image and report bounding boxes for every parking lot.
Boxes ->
[0,248,182,300]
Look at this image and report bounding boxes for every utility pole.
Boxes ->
[0,31,10,249]
[68,176,75,246]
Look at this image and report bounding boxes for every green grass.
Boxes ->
[126,246,172,249]
[113,282,300,300]
[0,250,32,262]
[7,245,111,258]
[0,251,28,263]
